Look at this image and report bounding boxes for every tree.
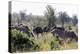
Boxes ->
[72,15,78,26]
[12,12,20,26]
[44,5,56,27]
[58,12,69,27]
[20,10,26,22]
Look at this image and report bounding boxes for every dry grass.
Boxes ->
[32,32,78,51]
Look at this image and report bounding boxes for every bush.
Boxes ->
[11,29,35,52]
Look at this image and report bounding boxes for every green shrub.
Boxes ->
[11,29,35,52]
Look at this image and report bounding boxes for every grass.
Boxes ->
[30,32,78,51]
[11,29,78,52]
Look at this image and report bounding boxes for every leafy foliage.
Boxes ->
[45,5,56,27]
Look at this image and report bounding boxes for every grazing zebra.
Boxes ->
[33,27,43,37]
[51,29,78,42]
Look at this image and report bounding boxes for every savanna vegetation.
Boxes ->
[9,5,78,53]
